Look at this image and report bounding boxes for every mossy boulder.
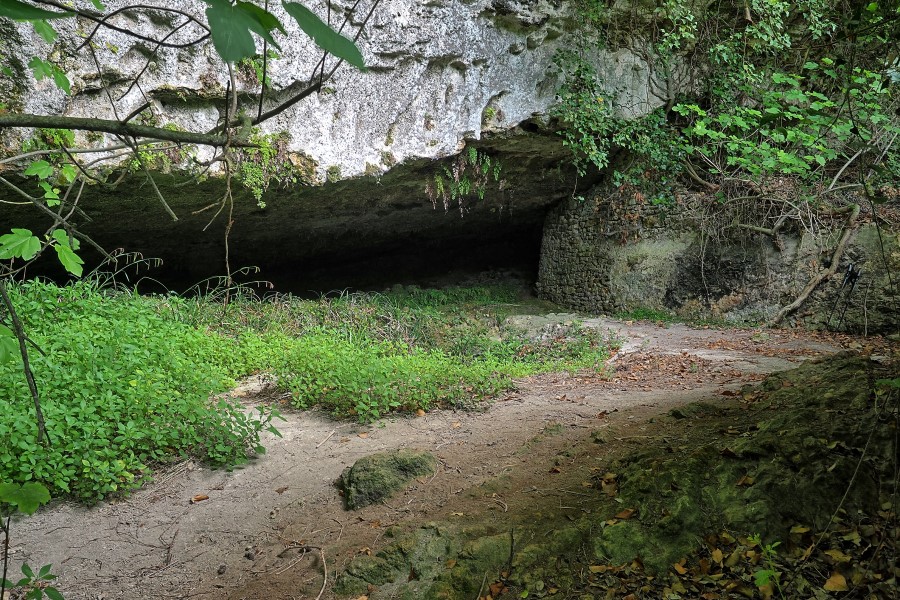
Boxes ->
[339,449,436,510]
[333,525,459,598]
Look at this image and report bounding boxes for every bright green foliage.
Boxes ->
[0,281,611,502]
[0,481,49,515]
[0,324,16,363]
[271,333,510,421]
[0,229,40,261]
[167,284,612,422]
[0,228,83,276]
[26,57,69,94]
[2,0,364,83]
[50,230,83,277]
[234,130,299,206]
[2,562,64,600]
[551,50,615,175]
[0,281,278,501]
[197,0,364,67]
[556,0,900,202]
[674,62,899,185]
[1,482,62,599]
[20,130,79,207]
[0,0,70,21]
[551,51,684,196]
[203,0,282,64]
[749,533,784,598]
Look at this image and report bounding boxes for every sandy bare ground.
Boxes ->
[11,318,885,600]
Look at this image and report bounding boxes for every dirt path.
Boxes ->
[12,319,888,599]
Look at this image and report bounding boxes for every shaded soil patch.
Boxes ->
[335,354,898,599]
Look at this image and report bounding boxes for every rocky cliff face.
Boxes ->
[1,0,666,287]
[2,0,661,180]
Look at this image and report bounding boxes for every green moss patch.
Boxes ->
[339,449,436,510]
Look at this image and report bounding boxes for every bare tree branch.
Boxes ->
[0,114,255,147]
[768,203,861,326]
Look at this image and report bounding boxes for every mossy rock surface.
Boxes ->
[339,449,436,510]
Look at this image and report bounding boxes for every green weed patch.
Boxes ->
[1,281,610,502]
[0,281,278,502]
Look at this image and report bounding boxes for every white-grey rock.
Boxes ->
[3,0,665,180]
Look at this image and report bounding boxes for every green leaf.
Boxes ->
[0,324,17,363]
[24,159,53,179]
[31,20,57,43]
[0,0,73,20]
[45,588,64,600]
[236,1,285,49]
[204,0,261,63]
[54,241,84,276]
[52,68,70,94]
[0,228,40,260]
[89,0,105,9]
[283,2,366,70]
[39,181,60,205]
[21,564,35,579]
[37,565,52,579]
[60,163,77,183]
[52,228,80,251]
[0,482,51,515]
[27,57,70,93]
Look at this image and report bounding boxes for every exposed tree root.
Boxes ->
[768,203,860,327]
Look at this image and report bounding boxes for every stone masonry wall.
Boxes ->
[537,189,900,334]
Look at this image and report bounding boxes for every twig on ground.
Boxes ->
[474,571,488,600]
[316,430,336,448]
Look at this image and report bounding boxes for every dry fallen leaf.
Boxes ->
[190,494,209,503]
[488,581,506,596]
[415,409,426,417]
[275,486,288,494]
[357,432,369,439]
[824,549,851,563]
[615,508,636,519]
[451,421,461,428]
[823,572,848,592]
[711,548,724,564]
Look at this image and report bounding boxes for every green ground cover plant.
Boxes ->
[168,283,612,420]
[1,281,611,503]
[0,280,279,502]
